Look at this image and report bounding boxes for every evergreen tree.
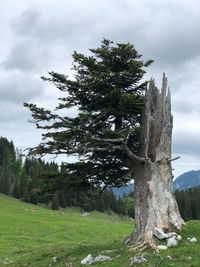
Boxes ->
[24,40,184,245]
[19,169,29,198]
[0,137,17,194]
[23,188,31,203]
[51,194,59,210]
[59,192,67,208]
[24,39,152,189]
[13,181,20,198]
[30,189,39,204]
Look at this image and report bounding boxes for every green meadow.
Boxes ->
[0,194,200,266]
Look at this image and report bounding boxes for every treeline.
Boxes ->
[175,188,200,221]
[0,137,134,217]
[0,137,58,204]
[6,137,200,221]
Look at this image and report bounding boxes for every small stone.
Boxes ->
[153,227,168,240]
[188,256,192,260]
[81,254,93,265]
[157,245,168,250]
[167,232,178,238]
[81,212,90,217]
[129,255,147,265]
[167,236,178,247]
[52,257,57,263]
[101,249,114,254]
[189,237,197,243]
[93,255,111,263]
[167,255,172,260]
[176,235,182,241]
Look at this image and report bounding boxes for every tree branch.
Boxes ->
[91,137,124,143]
[83,146,122,153]
[121,141,150,163]
[168,156,180,162]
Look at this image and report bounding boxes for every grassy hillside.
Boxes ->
[0,194,200,266]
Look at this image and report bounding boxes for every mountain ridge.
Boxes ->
[113,170,200,198]
[173,170,200,191]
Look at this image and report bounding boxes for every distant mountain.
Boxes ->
[113,170,200,198]
[173,170,200,191]
[112,184,133,199]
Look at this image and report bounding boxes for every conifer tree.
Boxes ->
[23,188,31,203]
[51,194,59,210]
[24,39,183,247]
[13,181,20,198]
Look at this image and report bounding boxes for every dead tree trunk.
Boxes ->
[126,74,184,247]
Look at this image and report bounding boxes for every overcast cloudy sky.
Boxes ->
[1,0,200,178]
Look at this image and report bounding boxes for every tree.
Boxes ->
[0,137,17,195]
[124,76,184,247]
[51,193,59,210]
[13,181,20,198]
[23,188,31,203]
[24,39,183,247]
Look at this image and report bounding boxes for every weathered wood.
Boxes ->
[126,73,184,247]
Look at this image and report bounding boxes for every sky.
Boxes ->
[1,0,200,178]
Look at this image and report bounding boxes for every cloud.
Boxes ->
[3,40,49,72]
[0,71,44,103]
[0,0,200,177]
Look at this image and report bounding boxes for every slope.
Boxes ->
[0,194,200,266]
[0,194,132,266]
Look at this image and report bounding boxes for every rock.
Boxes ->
[176,235,182,241]
[167,236,178,247]
[101,249,114,254]
[167,232,177,238]
[129,255,147,265]
[189,237,197,243]
[93,255,111,263]
[167,255,172,260]
[157,245,168,250]
[81,254,111,265]
[81,254,93,265]
[52,257,57,263]
[153,227,168,240]
[3,258,14,265]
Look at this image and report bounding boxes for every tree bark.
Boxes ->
[126,74,184,247]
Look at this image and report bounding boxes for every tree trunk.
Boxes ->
[127,74,184,247]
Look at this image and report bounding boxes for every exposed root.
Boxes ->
[128,239,157,252]
[123,233,135,246]
[124,232,157,252]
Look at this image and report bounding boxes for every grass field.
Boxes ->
[0,194,200,266]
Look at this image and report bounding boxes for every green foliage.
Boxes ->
[24,39,153,187]
[0,137,16,194]
[123,195,135,218]
[0,136,128,215]
[23,188,30,203]
[175,186,200,221]
[12,181,20,198]
[51,193,59,210]
[0,136,134,218]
